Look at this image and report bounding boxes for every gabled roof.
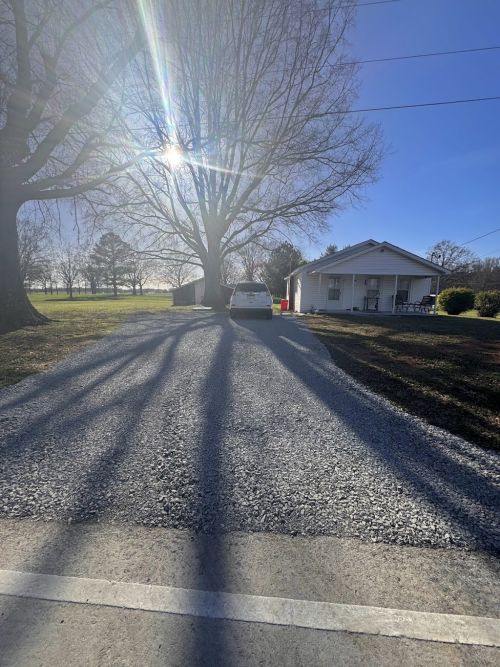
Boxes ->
[290,240,448,277]
[287,240,379,277]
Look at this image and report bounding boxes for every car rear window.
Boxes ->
[235,282,268,293]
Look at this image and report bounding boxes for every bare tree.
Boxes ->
[0,0,143,331]
[163,261,198,289]
[17,217,49,287]
[426,240,476,272]
[472,257,500,291]
[238,242,266,281]
[220,255,240,286]
[56,243,80,299]
[95,0,380,308]
[80,257,101,295]
[124,252,156,295]
[39,260,54,294]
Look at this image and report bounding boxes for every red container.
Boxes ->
[280,299,289,312]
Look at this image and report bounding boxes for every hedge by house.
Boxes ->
[438,288,475,315]
[475,291,500,318]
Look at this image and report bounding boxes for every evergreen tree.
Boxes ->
[260,243,305,297]
[322,243,338,256]
[89,233,133,296]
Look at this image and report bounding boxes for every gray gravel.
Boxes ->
[0,313,499,552]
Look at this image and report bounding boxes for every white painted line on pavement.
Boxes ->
[0,569,498,647]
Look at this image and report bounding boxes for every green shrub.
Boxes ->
[438,288,475,315]
[475,291,500,318]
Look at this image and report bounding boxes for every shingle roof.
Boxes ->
[288,239,448,277]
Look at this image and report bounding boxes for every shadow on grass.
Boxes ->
[321,313,500,340]
[308,316,500,449]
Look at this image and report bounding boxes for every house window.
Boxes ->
[328,276,341,301]
[397,278,410,302]
[366,277,380,298]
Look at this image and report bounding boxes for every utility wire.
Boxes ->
[354,0,400,5]
[314,1,401,10]
[342,45,500,66]
[129,95,500,135]
[343,95,500,114]
[462,228,500,245]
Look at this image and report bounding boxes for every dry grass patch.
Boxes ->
[0,293,174,387]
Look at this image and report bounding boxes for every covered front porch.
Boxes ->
[308,272,437,314]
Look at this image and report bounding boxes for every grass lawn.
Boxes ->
[0,292,174,388]
[306,314,500,450]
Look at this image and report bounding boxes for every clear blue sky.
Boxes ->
[306,0,500,260]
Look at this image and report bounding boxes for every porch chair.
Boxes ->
[412,295,434,313]
[393,294,408,312]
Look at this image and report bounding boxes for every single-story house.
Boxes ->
[171,277,233,306]
[285,239,448,313]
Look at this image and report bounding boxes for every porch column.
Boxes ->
[392,275,399,313]
[351,274,355,311]
[319,273,322,311]
[435,274,440,314]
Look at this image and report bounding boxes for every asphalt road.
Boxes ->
[0,312,499,552]
[0,520,499,666]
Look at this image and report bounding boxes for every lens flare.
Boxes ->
[137,0,173,128]
[163,145,183,169]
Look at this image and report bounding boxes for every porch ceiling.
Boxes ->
[309,270,438,276]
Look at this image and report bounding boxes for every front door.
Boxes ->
[327,276,342,309]
[364,277,380,311]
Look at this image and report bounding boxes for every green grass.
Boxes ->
[0,292,175,388]
[306,314,500,450]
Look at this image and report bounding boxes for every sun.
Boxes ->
[163,145,184,169]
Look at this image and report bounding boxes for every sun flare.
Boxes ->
[163,145,183,169]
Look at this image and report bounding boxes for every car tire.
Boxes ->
[266,311,272,320]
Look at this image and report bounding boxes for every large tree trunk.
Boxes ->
[201,247,225,310]
[0,197,48,332]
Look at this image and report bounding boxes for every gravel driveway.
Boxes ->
[0,313,499,552]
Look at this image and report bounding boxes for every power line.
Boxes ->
[345,95,500,114]
[129,95,500,136]
[348,0,400,5]
[342,45,500,66]
[462,228,500,245]
[314,1,401,10]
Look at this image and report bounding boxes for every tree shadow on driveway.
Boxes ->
[234,316,500,555]
[0,313,223,664]
[0,311,499,665]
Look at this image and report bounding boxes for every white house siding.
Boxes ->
[319,247,435,276]
[295,273,432,312]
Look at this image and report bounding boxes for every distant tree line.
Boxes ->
[18,222,164,298]
[17,217,313,298]
[427,240,500,292]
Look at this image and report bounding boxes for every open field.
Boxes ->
[0,293,173,388]
[306,314,500,450]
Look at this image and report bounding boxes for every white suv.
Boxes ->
[229,281,273,319]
